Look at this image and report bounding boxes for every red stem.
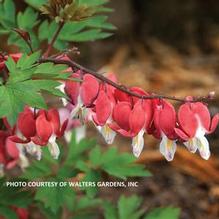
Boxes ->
[40,57,214,103]
[43,22,64,58]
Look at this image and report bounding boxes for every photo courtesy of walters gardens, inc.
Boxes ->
[5,181,139,188]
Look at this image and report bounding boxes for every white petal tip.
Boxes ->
[98,125,116,145]
[133,150,141,158]
[165,154,174,162]
[200,152,210,160]
[48,142,60,160]
[160,136,176,162]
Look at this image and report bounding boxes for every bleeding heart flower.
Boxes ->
[153,100,177,161]
[17,107,36,141]
[13,108,67,160]
[92,89,116,144]
[0,131,20,172]
[110,99,148,157]
[90,74,117,144]
[175,102,219,160]
[65,72,99,121]
[32,109,68,159]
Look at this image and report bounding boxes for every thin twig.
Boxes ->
[43,22,64,58]
[40,57,214,103]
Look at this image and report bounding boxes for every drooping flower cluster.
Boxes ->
[12,107,68,160]
[62,71,219,161]
[0,107,67,175]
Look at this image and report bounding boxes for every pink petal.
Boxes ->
[6,138,19,159]
[65,73,80,105]
[129,100,145,135]
[159,101,176,138]
[8,135,30,144]
[6,160,18,169]
[130,87,147,104]
[31,136,47,146]
[59,108,70,127]
[209,113,219,133]
[192,102,211,131]
[143,99,153,130]
[112,102,132,131]
[94,90,112,126]
[18,109,36,138]
[114,89,131,102]
[60,119,68,137]
[174,128,189,141]
[36,115,52,143]
[47,109,60,135]
[178,103,198,138]
[109,123,132,137]
[81,74,99,106]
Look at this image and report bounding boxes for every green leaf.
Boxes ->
[70,197,102,219]
[89,145,102,166]
[8,83,47,109]
[79,0,109,7]
[35,184,76,213]
[17,7,39,30]
[64,132,96,165]
[21,147,58,180]
[5,52,39,83]
[0,179,32,209]
[34,63,69,79]
[17,51,41,69]
[38,20,59,42]
[0,1,40,51]
[118,195,144,219]
[4,0,16,22]
[7,32,39,53]
[0,85,25,125]
[19,80,66,98]
[5,56,17,73]
[61,22,87,35]
[103,201,117,219]
[21,160,52,180]
[75,197,101,211]
[96,147,151,179]
[0,79,65,124]
[82,170,100,198]
[144,207,180,219]
[0,0,16,28]
[60,29,113,42]
[84,16,116,30]
[25,0,46,9]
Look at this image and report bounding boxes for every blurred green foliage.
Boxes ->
[0,0,115,52]
[0,133,179,218]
